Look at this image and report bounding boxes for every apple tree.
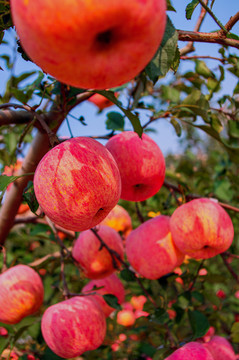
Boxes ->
[0,0,239,359]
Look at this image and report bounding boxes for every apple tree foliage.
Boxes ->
[0,0,239,359]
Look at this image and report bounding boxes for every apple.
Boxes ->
[117,309,136,327]
[41,296,106,358]
[72,225,124,279]
[82,273,125,317]
[106,131,166,201]
[33,137,121,231]
[0,265,44,324]
[100,204,132,239]
[88,93,116,110]
[165,342,214,360]
[170,198,234,259]
[10,0,167,89]
[125,215,184,280]
[202,336,236,360]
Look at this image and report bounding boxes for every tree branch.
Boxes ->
[178,30,239,50]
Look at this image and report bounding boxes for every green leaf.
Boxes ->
[188,310,210,339]
[102,294,122,310]
[94,90,143,136]
[195,60,214,79]
[231,322,239,343]
[177,89,210,122]
[149,308,169,325]
[186,0,199,20]
[106,111,125,131]
[120,268,136,282]
[0,337,10,357]
[41,347,65,360]
[166,0,176,11]
[139,342,157,357]
[170,118,182,137]
[0,175,19,192]
[146,16,178,83]
[23,181,39,215]
[229,120,239,138]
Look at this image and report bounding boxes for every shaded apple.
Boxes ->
[170,198,234,259]
[33,137,121,231]
[0,265,44,324]
[126,216,184,280]
[165,342,214,359]
[72,225,124,279]
[100,204,132,239]
[11,0,167,89]
[82,273,125,317]
[41,296,106,358]
[106,131,165,201]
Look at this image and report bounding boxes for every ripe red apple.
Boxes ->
[0,265,44,324]
[41,297,106,358]
[165,342,214,360]
[10,0,167,89]
[106,132,166,201]
[72,225,124,279]
[170,198,234,259]
[202,336,236,360]
[100,204,132,239]
[125,216,184,280]
[130,295,147,311]
[82,273,125,317]
[33,137,121,231]
[88,93,116,110]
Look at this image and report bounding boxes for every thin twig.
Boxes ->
[197,0,228,33]
[220,253,239,282]
[188,260,205,291]
[181,55,226,63]
[135,202,145,223]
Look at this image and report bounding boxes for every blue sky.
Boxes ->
[0,0,238,155]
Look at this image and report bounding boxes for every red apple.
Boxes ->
[33,137,121,231]
[88,93,116,110]
[126,216,184,280]
[130,295,147,310]
[72,225,124,279]
[165,342,214,360]
[10,0,167,89]
[202,336,236,360]
[106,131,166,201]
[82,273,125,317]
[170,198,234,259]
[0,265,44,324]
[41,297,106,358]
[100,204,132,239]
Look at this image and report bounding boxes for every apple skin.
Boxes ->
[33,137,121,232]
[202,336,236,360]
[10,0,166,89]
[165,342,214,360]
[0,265,44,324]
[125,215,184,280]
[100,204,132,239]
[82,273,125,317]
[106,132,166,201]
[72,225,124,279]
[41,297,106,358]
[170,198,234,259]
